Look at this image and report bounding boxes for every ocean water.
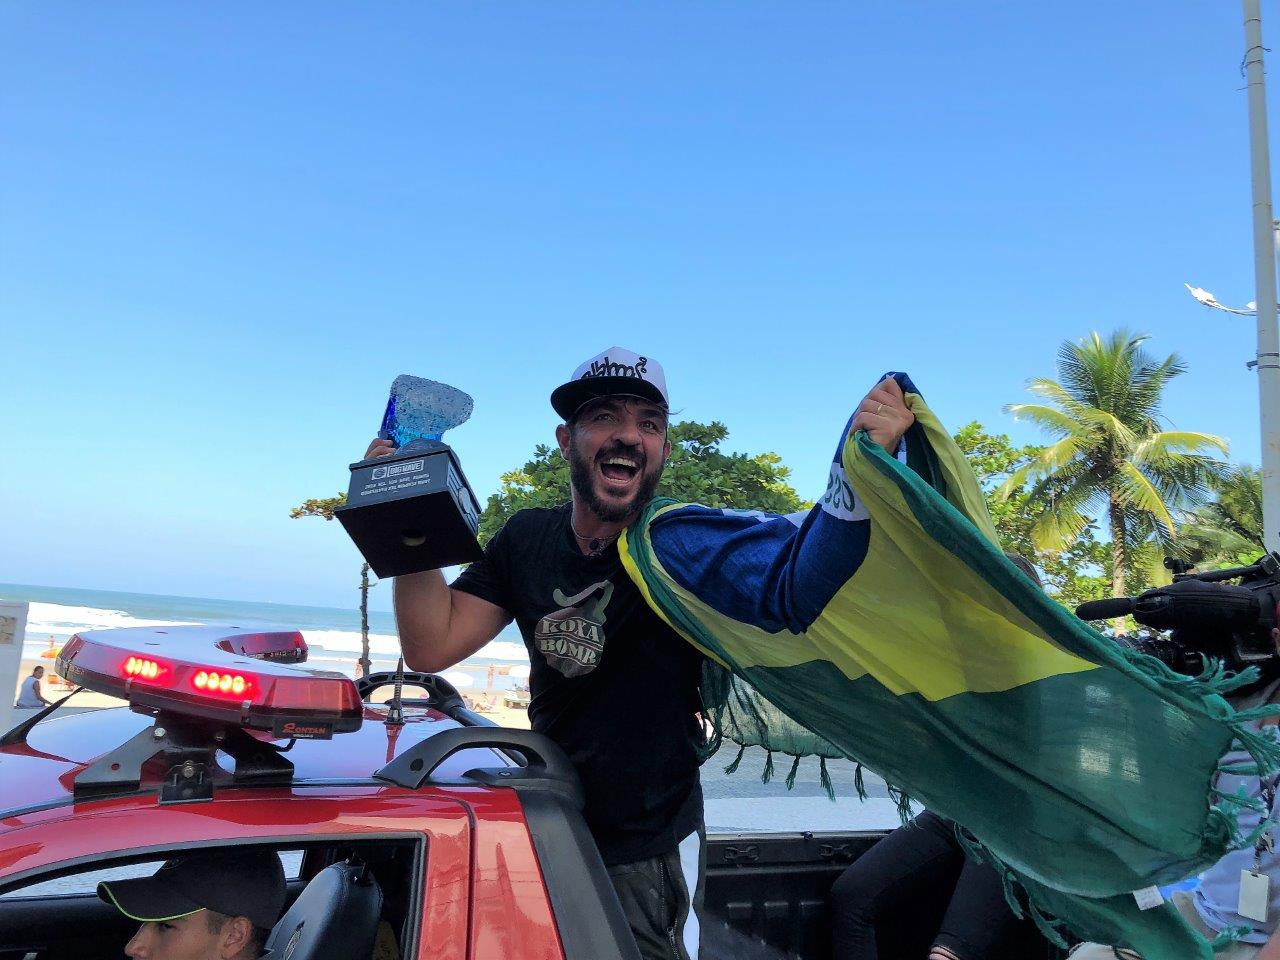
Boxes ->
[0,582,899,831]
[0,582,528,681]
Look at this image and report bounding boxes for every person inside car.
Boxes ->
[97,849,286,960]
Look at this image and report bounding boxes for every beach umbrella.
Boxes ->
[509,664,531,680]
[440,670,474,689]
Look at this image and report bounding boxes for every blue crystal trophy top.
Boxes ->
[336,376,484,576]
[377,375,474,451]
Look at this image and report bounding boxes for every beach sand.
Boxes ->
[11,656,531,728]
[460,701,530,729]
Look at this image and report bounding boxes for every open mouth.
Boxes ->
[598,455,641,488]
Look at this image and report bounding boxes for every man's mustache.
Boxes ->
[595,443,647,469]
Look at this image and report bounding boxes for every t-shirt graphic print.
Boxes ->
[535,580,614,677]
[449,504,705,864]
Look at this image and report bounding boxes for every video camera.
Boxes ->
[1075,553,1280,677]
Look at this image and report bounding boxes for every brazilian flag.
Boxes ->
[620,373,1277,959]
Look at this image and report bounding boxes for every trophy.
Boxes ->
[336,375,484,577]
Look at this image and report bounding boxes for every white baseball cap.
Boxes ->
[550,346,669,420]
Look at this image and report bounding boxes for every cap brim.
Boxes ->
[98,878,204,923]
[550,378,667,421]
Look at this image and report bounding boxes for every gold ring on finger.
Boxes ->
[876,402,885,416]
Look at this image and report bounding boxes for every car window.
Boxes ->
[0,839,422,960]
[0,850,304,899]
[702,745,913,835]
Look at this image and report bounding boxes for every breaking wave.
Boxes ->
[18,600,527,665]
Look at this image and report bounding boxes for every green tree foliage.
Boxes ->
[1178,465,1265,569]
[998,330,1229,597]
[290,494,347,520]
[952,421,1110,609]
[479,420,808,545]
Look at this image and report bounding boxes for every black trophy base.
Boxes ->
[336,441,484,578]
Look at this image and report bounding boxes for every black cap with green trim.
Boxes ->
[97,849,286,931]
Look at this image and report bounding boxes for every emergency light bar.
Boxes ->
[57,625,363,738]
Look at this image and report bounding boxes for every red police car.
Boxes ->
[0,626,1062,960]
[0,625,641,960]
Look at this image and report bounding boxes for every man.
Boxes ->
[15,665,51,708]
[376,346,913,959]
[97,849,286,960]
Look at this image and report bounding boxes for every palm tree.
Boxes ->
[1178,466,1264,568]
[998,331,1229,597]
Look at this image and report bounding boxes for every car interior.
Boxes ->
[0,838,419,960]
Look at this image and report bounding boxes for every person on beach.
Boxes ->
[370,346,914,960]
[97,849,286,960]
[15,665,51,709]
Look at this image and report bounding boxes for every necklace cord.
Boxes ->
[570,518,620,555]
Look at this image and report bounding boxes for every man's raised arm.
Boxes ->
[363,437,513,674]
[393,570,511,673]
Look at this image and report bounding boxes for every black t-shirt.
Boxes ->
[452,503,705,865]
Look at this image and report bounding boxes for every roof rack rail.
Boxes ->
[356,670,498,729]
[373,726,579,803]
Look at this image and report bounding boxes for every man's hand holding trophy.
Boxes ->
[336,375,483,576]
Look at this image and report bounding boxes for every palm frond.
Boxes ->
[1059,331,1141,410]
[1030,508,1092,553]
[1026,460,1108,514]
[1024,378,1091,416]
[1132,449,1230,513]
[1025,471,1106,551]
[1003,403,1085,439]
[1130,431,1229,461]
[1205,465,1265,544]
[1036,437,1081,473]
[1178,509,1261,566]
[1115,462,1177,535]
[997,438,1088,500]
[1070,407,1138,448]
[1126,352,1187,423]
[995,462,1037,501]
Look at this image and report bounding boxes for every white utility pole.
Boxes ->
[1242,0,1280,552]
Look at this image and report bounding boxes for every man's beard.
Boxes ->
[567,436,663,524]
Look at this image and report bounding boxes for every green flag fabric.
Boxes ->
[619,373,1279,959]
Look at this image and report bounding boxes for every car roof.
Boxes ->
[1,700,504,816]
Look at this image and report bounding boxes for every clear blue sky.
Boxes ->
[0,2,1272,611]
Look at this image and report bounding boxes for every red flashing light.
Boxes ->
[123,656,168,683]
[193,670,251,697]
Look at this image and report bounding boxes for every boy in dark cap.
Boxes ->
[98,849,285,960]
